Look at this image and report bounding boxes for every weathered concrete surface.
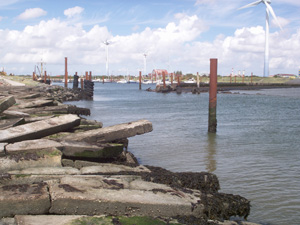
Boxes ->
[18,99,55,109]
[17,105,69,115]
[24,115,55,123]
[0,118,25,130]
[14,215,83,225]
[1,110,30,119]
[0,114,81,143]
[6,139,62,155]
[48,176,203,217]
[62,120,153,144]
[0,142,6,157]
[0,147,62,173]
[21,93,41,99]
[0,182,50,218]
[80,164,151,174]
[8,167,80,176]
[60,141,123,158]
[0,96,16,113]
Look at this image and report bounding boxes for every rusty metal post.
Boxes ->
[44,71,47,83]
[32,72,35,81]
[162,71,166,88]
[102,76,104,84]
[89,71,92,81]
[171,73,173,85]
[139,71,142,90]
[80,77,84,89]
[197,72,200,88]
[208,58,218,133]
[85,71,88,80]
[64,57,68,88]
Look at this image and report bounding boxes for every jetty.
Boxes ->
[0,75,257,225]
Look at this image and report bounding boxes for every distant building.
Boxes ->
[273,74,297,78]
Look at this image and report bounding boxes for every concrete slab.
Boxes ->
[0,142,7,157]
[0,147,62,173]
[8,167,79,176]
[6,139,62,155]
[0,182,50,218]
[0,118,25,130]
[60,141,123,159]
[21,93,41,99]
[14,215,83,225]
[1,110,30,118]
[48,176,203,218]
[0,114,81,143]
[0,96,16,113]
[62,119,153,144]
[80,164,151,175]
[18,99,55,109]
[24,115,55,123]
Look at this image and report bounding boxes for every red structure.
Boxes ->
[152,69,168,81]
[209,58,218,133]
[64,57,68,88]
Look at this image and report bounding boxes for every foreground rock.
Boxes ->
[0,114,81,143]
[62,119,153,144]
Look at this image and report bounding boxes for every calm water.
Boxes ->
[63,83,300,225]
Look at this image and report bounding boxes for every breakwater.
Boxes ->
[0,83,257,225]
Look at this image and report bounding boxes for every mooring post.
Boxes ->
[44,71,47,83]
[89,71,92,81]
[102,76,104,84]
[208,58,218,133]
[171,73,173,85]
[80,77,84,90]
[197,72,200,88]
[162,71,166,88]
[139,71,142,90]
[64,57,68,88]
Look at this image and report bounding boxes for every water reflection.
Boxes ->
[205,133,217,172]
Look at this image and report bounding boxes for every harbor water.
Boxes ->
[63,82,300,225]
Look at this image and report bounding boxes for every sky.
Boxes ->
[0,0,300,77]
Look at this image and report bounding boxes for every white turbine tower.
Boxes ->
[103,40,110,77]
[239,0,282,77]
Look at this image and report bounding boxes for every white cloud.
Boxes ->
[17,8,47,20]
[64,6,84,18]
[272,16,290,28]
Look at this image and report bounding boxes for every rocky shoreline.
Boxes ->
[0,81,259,225]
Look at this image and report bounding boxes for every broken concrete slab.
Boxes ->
[0,118,25,130]
[17,105,69,115]
[0,96,16,113]
[6,139,62,155]
[0,147,62,173]
[0,182,51,218]
[18,99,56,109]
[48,176,203,218]
[62,119,153,144]
[21,93,41,99]
[80,164,151,175]
[0,142,7,157]
[24,115,55,123]
[8,167,80,176]
[60,141,123,159]
[1,110,30,119]
[0,114,81,143]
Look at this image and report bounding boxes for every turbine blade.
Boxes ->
[265,2,283,30]
[238,0,263,10]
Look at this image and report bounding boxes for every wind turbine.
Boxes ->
[143,53,147,76]
[103,40,110,77]
[239,0,282,77]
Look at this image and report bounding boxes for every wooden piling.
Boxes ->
[102,76,104,84]
[64,57,68,88]
[89,71,92,81]
[208,58,217,133]
[171,73,173,85]
[162,71,166,88]
[139,71,142,90]
[80,78,84,90]
[197,72,200,88]
[44,71,47,83]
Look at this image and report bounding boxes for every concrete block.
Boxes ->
[18,99,55,109]
[80,164,151,175]
[0,96,16,113]
[1,110,30,118]
[0,114,81,143]
[0,182,50,217]
[62,119,153,144]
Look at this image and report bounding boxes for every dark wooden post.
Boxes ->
[64,57,68,88]
[80,77,84,90]
[102,76,104,84]
[171,73,173,85]
[208,58,218,133]
[89,71,92,81]
[44,71,47,83]
[139,71,142,90]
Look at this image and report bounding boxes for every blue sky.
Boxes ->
[0,0,300,76]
